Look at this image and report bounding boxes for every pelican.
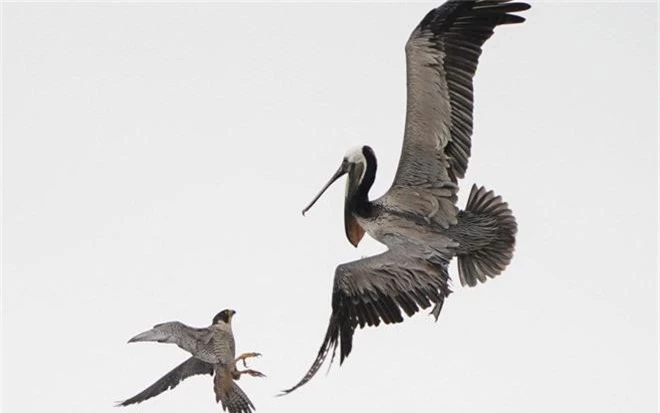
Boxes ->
[282,0,527,394]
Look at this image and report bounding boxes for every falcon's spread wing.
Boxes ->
[128,321,213,359]
[117,357,213,406]
[280,248,451,395]
[392,0,530,189]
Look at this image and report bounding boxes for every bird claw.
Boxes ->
[236,352,261,368]
[241,369,266,378]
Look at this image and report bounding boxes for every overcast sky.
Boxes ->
[3,2,658,413]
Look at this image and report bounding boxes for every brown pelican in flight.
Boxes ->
[281,0,527,395]
[118,309,264,413]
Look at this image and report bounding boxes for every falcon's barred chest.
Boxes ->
[212,324,236,366]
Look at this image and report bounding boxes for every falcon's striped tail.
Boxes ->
[457,184,517,287]
[215,371,256,413]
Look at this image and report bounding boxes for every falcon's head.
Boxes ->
[213,309,236,325]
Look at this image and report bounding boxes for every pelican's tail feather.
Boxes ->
[457,184,517,287]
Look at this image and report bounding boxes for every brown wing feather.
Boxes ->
[280,248,451,395]
[394,0,530,188]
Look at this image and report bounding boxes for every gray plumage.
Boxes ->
[117,357,213,407]
[126,321,234,365]
[118,309,263,413]
[283,0,527,395]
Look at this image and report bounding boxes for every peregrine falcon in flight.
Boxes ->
[118,309,264,413]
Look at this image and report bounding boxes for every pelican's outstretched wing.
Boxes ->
[280,248,451,395]
[117,357,213,406]
[394,0,530,188]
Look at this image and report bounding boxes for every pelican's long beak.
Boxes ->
[302,161,348,216]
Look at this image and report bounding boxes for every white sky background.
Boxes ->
[2,2,658,413]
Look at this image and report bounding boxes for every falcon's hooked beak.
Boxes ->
[224,309,236,325]
[213,309,237,325]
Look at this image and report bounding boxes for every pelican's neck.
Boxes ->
[346,151,377,217]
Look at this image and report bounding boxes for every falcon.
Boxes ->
[118,309,264,413]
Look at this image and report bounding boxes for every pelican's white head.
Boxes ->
[302,146,376,214]
[344,146,367,164]
[343,146,368,191]
[301,145,377,247]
